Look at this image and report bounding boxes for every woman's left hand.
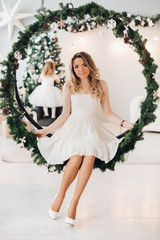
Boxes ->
[33,128,48,138]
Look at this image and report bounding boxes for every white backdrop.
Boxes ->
[0,0,160,120]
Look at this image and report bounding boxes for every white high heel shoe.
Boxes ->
[48,193,59,220]
[65,216,75,226]
[48,208,59,220]
[65,204,75,226]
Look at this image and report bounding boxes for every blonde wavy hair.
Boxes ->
[69,52,103,99]
[42,61,55,77]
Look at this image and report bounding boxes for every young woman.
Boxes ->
[29,60,62,118]
[34,52,133,226]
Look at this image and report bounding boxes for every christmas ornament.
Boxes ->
[58,17,65,29]
[153,70,160,81]
[135,16,141,21]
[40,33,46,38]
[107,19,117,29]
[67,25,72,32]
[66,1,74,10]
[37,4,49,15]
[35,36,41,43]
[141,20,145,26]
[14,50,22,60]
[0,0,33,40]
[147,18,154,27]
[27,49,32,55]
[123,28,130,44]
[19,137,26,148]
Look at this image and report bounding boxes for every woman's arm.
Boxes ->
[34,82,71,138]
[100,80,133,130]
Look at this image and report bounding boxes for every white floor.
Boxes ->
[0,132,160,240]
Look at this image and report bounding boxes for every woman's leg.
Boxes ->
[67,155,95,220]
[51,107,56,118]
[43,106,48,116]
[51,155,83,212]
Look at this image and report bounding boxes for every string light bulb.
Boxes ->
[80,32,85,41]
[154,35,159,41]
[71,43,75,50]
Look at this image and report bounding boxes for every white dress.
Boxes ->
[29,73,63,108]
[37,94,121,165]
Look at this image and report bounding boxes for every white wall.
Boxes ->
[0,0,160,120]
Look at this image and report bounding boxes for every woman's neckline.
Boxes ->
[71,93,91,95]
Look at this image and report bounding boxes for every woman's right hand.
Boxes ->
[55,74,61,84]
[123,121,134,130]
[33,128,48,138]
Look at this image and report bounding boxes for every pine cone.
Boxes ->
[124,36,130,44]
[43,23,49,30]
[140,58,147,63]
[1,81,7,88]
[2,107,9,115]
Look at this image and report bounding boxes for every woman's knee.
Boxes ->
[69,155,83,165]
[83,155,95,165]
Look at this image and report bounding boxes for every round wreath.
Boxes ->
[0,2,159,173]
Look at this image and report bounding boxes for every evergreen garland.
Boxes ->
[0,2,159,173]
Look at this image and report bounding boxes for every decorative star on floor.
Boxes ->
[0,0,34,40]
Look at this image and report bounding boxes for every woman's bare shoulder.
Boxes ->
[99,80,109,92]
